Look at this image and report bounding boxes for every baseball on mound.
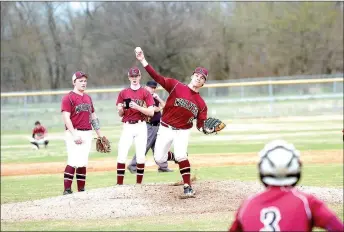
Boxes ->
[135,47,142,54]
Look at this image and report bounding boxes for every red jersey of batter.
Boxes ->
[61,91,95,130]
[32,126,47,136]
[116,87,154,123]
[229,186,344,232]
[145,65,207,130]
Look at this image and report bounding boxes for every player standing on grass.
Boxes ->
[228,140,344,231]
[116,67,154,185]
[61,71,105,195]
[135,47,226,198]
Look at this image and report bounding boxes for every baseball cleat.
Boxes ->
[158,168,174,173]
[63,189,73,195]
[127,166,137,174]
[78,188,85,192]
[179,184,196,199]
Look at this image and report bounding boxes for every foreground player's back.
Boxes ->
[234,186,343,231]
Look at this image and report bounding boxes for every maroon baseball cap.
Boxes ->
[193,67,208,80]
[72,71,88,82]
[128,67,141,77]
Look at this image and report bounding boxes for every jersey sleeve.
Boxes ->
[42,126,47,133]
[61,95,72,113]
[229,209,243,232]
[309,194,344,231]
[196,104,208,130]
[116,91,124,105]
[144,90,154,107]
[145,65,179,93]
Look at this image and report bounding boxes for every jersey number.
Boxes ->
[260,207,281,232]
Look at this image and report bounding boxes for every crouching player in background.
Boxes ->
[30,121,49,150]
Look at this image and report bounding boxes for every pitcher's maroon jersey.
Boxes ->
[144,65,207,130]
[229,186,344,232]
[116,87,154,123]
[61,91,95,130]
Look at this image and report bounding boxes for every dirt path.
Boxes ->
[1,150,342,176]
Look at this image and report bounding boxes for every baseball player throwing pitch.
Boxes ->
[116,67,154,185]
[135,47,226,198]
[61,71,107,195]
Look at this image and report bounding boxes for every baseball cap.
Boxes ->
[193,67,209,80]
[128,67,141,77]
[146,80,157,88]
[72,71,88,82]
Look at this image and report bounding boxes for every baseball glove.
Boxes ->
[96,136,111,153]
[203,117,226,135]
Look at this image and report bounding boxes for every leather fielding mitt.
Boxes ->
[96,136,111,153]
[203,117,226,135]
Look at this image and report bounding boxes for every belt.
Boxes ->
[75,128,92,131]
[147,121,160,126]
[124,120,142,124]
[160,121,180,130]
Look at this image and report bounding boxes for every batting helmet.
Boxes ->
[258,140,302,187]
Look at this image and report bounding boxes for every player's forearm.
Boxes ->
[118,109,124,117]
[154,106,161,112]
[158,98,166,108]
[142,62,167,87]
[138,106,154,117]
[91,114,102,137]
[64,119,76,136]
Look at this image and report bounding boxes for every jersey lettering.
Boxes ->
[260,207,281,232]
[132,99,144,107]
[174,98,198,117]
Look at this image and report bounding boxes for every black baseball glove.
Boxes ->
[203,117,226,135]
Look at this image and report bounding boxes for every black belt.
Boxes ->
[161,122,180,130]
[76,128,92,131]
[125,120,142,124]
[147,122,160,126]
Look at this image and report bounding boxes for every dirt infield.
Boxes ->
[1,180,342,223]
[1,150,342,176]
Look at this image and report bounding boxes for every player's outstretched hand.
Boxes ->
[135,47,145,61]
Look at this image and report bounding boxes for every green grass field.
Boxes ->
[1,115,343,231]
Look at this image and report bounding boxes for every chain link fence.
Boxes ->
[1,74,343,133]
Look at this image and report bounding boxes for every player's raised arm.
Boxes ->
[135,47,178,93]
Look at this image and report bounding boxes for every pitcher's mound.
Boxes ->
[1,180,342,222]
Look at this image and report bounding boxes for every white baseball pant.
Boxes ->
[64,130,93,167]
[154,124,191,163]
[117,121,147,164]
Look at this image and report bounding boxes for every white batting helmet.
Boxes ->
[258,140,302,187]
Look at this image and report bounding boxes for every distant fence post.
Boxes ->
[268,78,274,114]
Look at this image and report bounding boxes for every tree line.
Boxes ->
[1,2,343,91]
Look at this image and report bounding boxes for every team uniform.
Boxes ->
[229,186,344,231]
[61,91,95,193]
[128,96,171,173]
[116,87,154,185]
[144,64,207,194]
[30,125,49,149]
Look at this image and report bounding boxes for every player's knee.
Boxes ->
[154,155,166,164]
